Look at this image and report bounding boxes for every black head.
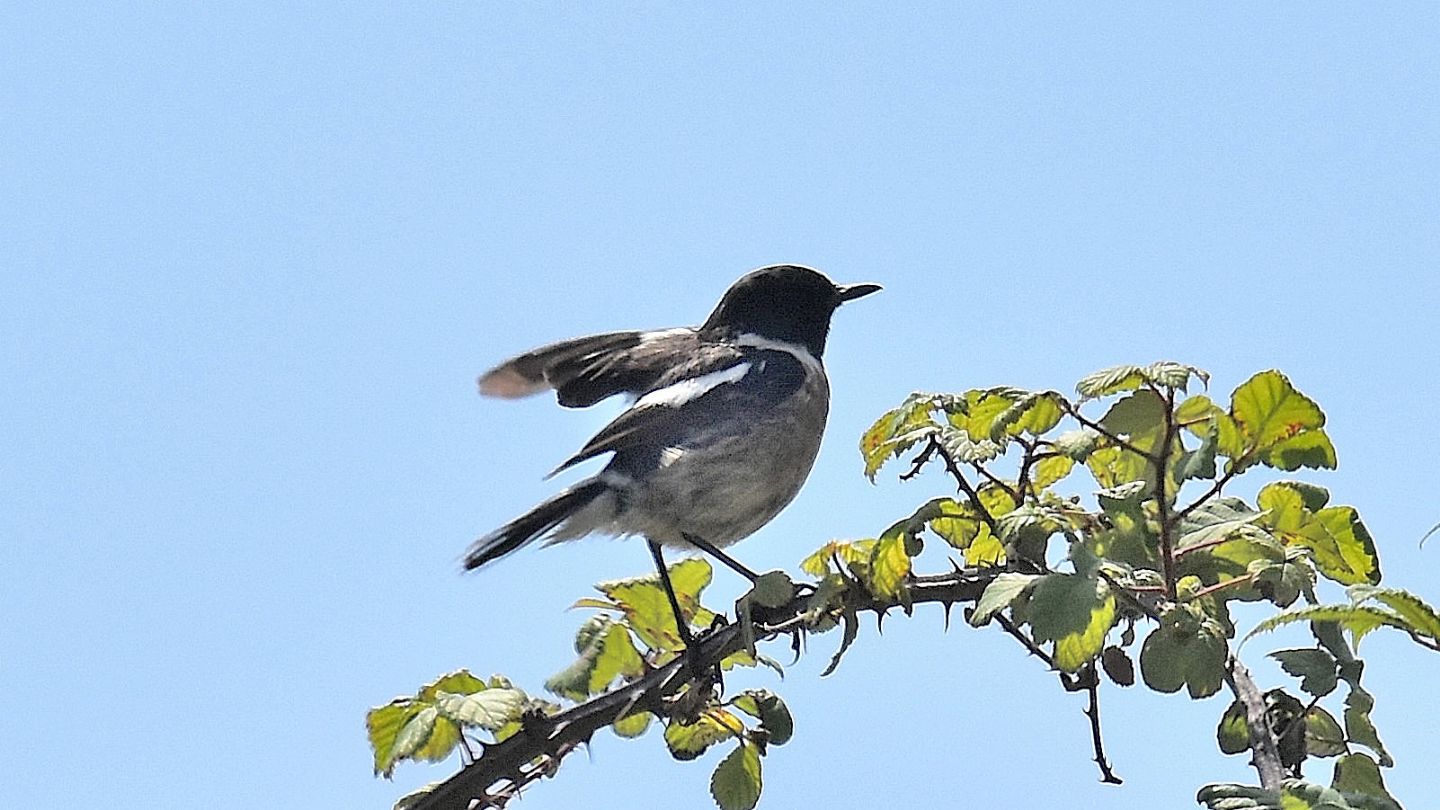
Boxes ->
[700,265,881,358]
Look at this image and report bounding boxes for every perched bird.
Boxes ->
[467,264,879,641]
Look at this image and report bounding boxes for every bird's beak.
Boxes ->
[837,282,883,303]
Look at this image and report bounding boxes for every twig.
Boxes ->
[929,438,1003,536]
[1083,671,1123,784]
[1059,400,1150,459]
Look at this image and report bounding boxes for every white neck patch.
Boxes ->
[734,333,823,374]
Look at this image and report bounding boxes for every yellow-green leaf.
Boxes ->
[1026,573,1117,672]
[612,710,652,739]
[710,743,763,810]
[1227,370,1326,465]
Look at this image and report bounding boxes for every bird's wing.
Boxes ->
[549,343,809,476]
[478,328,702,408]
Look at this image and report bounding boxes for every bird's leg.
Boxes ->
[680,532,760,582]
[647,539,699,654]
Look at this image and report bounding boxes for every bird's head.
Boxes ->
[700,264,881,358]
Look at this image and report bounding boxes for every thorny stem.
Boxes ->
[993,614,1121,784]
[1084,670,1123,784]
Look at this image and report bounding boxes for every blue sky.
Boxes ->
[3,4,1437,809]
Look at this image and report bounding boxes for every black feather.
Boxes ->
[463,479,606,570]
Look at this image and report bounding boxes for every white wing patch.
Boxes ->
[635,362,752,409]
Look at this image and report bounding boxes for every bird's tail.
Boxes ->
[464,479,607,570]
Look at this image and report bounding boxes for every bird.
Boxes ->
[466,264,880,645]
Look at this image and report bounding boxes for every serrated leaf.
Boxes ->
[1051,428,1102,461]
[937,424,1003,463]
[1347,585,1440,641]
[368,700,418,777]
[1265,429,1338,471]
[860,394,940,480]
[1101,645,1135,686]
[710,743,763,810]
[1144,361,1209,391]
[418,670,487,700]
[1086,445,1152,489]
[433,688,525,730]
[867,530,912,599]
[1270,648,1339,698]
[1076,364,1146,399]
[598,558,713,650]
[392,705,444,765]
[1030,454,1076,491]
[1027,573,1116,672]
[969,573,1040,626]
[1247,605,1411,650]
[1343,687,1392,768]
[990,390,1065,440]
[1227,370,1327,469]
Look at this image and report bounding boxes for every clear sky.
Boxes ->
[4,4,1438,809]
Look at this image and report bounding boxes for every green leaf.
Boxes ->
[710,743,763,810]
[1140,605,1228,698]
[1196,783,1281,810]
[969,573,1040,626]
[1217,699,1250,755]
[748,571,796,609]
[1175,426,1219,483]
[1344,687,1393,768]
[597,558,713,651]
[1051,428,1102,461]
[1099,390,1167,442]
[1347,585,1440,641]
[867,528,912,599]
[1226,370,1328,469]
[1306,706,1348,758]
[612,710,652,739]
[1266,429,1339,471]
[1270,648,1339,698]
[860,394,939,480]
[433,688,525,730]
[989,390,1065,440]
[1030,455,1076,490]
[368,700,419,777]
[1298,507,1381,586]
[937,423,1003,463]
[1283,780,1359,809]
[665,709,741,761]
[1076,364,1146,399]
[1026,573,1117,672]
[392,705,444,765]
[1143,361,1209,391]
[732,689,794,746]
[1247,605,1410,649]
[1332,753,1401,810]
